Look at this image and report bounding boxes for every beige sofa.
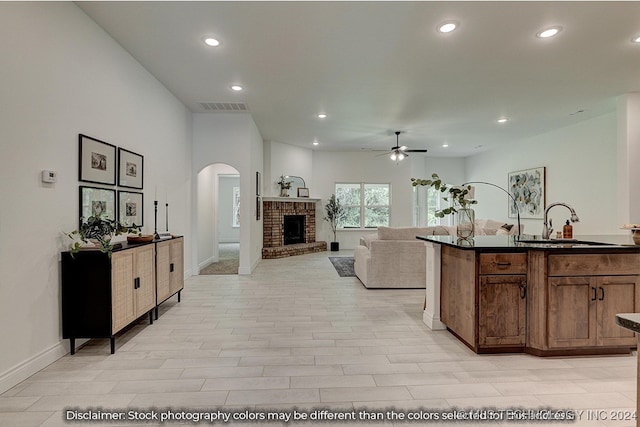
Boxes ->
[354,221,522,289]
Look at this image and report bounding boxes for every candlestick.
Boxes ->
[153,200,160,240]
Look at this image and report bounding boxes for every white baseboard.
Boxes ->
[0,341,71,394]
[198,256,216,270]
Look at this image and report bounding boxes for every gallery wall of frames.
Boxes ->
[78,133,144,228]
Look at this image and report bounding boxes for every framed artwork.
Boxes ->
[508,166,546,219]
[256,171,261,196]
[78,134,116,185]
[79,186,116,226]
[118,148,144,189]
[232,187,240,227]
[256,196,261,221]
[118,191,143,227]
[297,187,310,197]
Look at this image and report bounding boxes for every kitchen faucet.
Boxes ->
[542,202,580,239]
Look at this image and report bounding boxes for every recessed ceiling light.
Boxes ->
[203,36,221,47]
[442,144,449,148]
[632,35,640,43]
[536,26,562,38]
[231,85,243,91]
[497,117,509,123]
[317,113,327,119]
[437,21,458,33]
[312,141,319,146]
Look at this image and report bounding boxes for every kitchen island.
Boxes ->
[418,234,640,356]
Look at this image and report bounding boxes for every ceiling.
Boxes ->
[77,1,640,157]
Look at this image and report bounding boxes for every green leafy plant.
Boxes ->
[323,194,346,242]
[277,175,292,190]
[411,173,477,217]
[66,216,141,257]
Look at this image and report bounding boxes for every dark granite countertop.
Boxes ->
[616,314,640,334]
[416,234,640,252]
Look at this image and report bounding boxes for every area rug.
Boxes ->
[329,257,356,277]
[200,243,239,275]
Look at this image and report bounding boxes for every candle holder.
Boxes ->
[153,200,160,240]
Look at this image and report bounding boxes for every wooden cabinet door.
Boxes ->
[169,238,184,294]
[156,240,171,302]
[111,251,135,333]
[548,276,596,348]
[479,275,527,347]
[134,245,156,315]
[596,276,638,346]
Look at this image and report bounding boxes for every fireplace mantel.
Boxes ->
[262,196,321,203]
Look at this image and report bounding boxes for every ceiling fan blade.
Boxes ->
[405,149,428,153]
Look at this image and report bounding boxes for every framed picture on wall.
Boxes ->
[118,190,144,227]
[78,134,116,185]
[508,166,546,219]
[256,171,261,196]
[79,186,116,227]
[118,148,144,189]
[232,187,240,227]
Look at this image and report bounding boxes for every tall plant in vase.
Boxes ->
[411,174,477,242]
[324,194,345,251]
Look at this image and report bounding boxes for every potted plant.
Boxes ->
[324,194,345,251]
[277,175,292,197]
[66,216,141,257]
[411,173,477,240]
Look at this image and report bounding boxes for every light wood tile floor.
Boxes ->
[0,250,637,426]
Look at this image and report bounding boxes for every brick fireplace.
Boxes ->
[262,197,327,259]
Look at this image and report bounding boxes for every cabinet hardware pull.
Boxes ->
[170,263,174,273]
[599,286,605,301]
[519,283,527,299]
[591,286,597,301]
[496,262,511,267]
[134,277,140,289]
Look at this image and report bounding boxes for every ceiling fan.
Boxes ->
[382,131,428,162]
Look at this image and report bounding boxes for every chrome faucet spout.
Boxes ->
[542,202,580,239]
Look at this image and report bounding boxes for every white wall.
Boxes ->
[264,140,314,197]
[312,151,423,249]
[219,175,241,243]
[192,114,263,274]
[466,112,618,235]
[0,3,192,393]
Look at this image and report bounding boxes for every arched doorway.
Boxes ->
[196,163,241,275]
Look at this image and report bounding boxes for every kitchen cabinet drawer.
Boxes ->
[548,253,640,276]
[479,253,527,275]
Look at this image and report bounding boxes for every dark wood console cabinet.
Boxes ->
[61,237,184,354]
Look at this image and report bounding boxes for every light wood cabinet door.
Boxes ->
[479,275,527,347]
[134,245,156,315]
[548,276,597,348]
[169,238,184,294]
[596,276,638,346]
[111,251,136,333]
[155,240,171,303]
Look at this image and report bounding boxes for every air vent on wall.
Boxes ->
[199,102,249,112]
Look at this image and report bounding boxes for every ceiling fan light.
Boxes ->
[390,152,397,161]
[397,153,405,161]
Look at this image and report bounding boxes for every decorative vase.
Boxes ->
[633,230,640,245]
[279,187,289,197]
[456,208,475,240]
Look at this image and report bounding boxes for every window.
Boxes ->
[335,183,390,228]
[413,185,453,227]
